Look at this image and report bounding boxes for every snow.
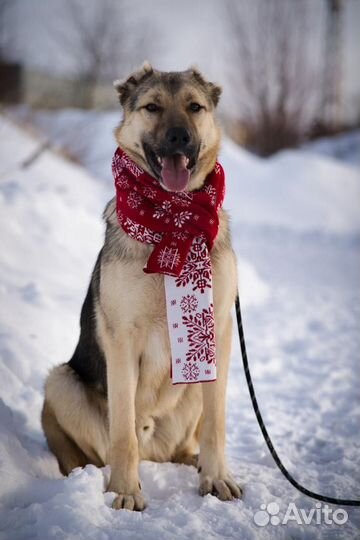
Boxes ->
[0,114,360,539]
[222,136,360,235]
[301,130,360,168]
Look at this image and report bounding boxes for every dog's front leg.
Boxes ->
[103,332,145,511]
[198,315,242,501]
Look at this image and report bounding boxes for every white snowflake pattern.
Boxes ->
[174,211,192,228]
[123,217,162,244]
[153,206,164,219]
[162,201,172,212]
[143,187,156,199]
[180,294,198,313]
[153,200,172,219]
[112,153,124,174]
[172,232,188,241]
[181,363,200,382]
[157,246,181,270]
[214,162,221,174]
[119,154,143,177]
[127,192,142,209]
[115,175,129,189]
[172,192,193,207]
[204,185,217,206]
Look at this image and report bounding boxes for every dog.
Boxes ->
[41,63,241,511]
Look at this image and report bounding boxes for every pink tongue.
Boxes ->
[161,154,190,192]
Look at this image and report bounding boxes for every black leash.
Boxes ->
[235,293,360,507]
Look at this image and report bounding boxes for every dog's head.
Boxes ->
[114,62,222,192]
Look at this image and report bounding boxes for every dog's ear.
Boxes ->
[189,67,222,107]
[206,82,222,107]
[113,61,154,107]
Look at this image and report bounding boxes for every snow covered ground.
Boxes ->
[0,114,359,539]
[302,130,360,168]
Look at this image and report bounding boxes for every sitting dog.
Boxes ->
[42,63,241,511]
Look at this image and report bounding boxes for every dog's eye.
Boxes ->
[189,102,202,113]
[145,103,160,113]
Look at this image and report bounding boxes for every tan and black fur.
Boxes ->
[42,63,241,511]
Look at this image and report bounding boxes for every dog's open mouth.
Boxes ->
[143,144,195,192]
[158,153,190,192]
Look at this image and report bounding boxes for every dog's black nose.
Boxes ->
[165,127,191,149]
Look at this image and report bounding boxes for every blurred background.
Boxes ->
[1,0,360,162]
[0,2,360,538]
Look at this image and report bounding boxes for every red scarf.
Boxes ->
[112,148,225,276]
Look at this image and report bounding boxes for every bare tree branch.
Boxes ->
[223,0,323,155]
[42,0,156,108]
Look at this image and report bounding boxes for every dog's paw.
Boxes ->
[112,493,147,511]
[199,473,242,501]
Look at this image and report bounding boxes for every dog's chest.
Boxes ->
[121,265,184,407]
[141,318,170,377]
[136,314,188,415]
